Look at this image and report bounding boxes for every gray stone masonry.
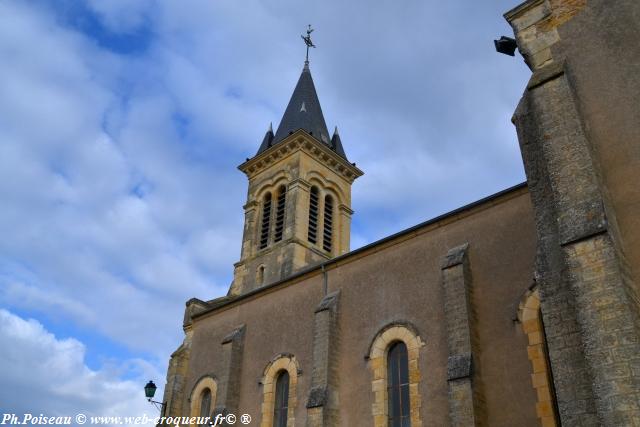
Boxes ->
[513,62,640,426]
[514,62,599,426]
[441,243,486,426]
[213,325,246,425]
[306,290,340,427]
[162,343,189,418]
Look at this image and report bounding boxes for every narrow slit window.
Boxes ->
[273,370,290,427]
[259,193,272,249]
[387,341,410,427]
[257,265,265,286]
[274,186,286,242]
[323,195,333,252]
[308,186,319,244]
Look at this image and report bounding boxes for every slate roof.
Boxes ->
[256,63,348,160]
[256,123,274,154]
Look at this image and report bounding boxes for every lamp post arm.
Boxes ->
[147,398,166,415]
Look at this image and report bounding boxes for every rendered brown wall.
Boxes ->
[181,188,539,426]
[186,274,323,422]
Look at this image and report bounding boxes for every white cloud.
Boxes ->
[1,281,94,324]
[0,309,156,422]
[0,1,230,358]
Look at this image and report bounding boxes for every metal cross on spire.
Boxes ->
[301,24,316,65]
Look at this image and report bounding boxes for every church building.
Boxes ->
[160,1,640,426]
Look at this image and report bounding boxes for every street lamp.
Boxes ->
[144,381,166,414]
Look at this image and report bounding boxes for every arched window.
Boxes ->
[260,354,299,427]
[273,370,290,427]
[259,193,272,249]
[387,342,410,427]
[323,195,333,252]
[308,186,319,244]
[257,265,265,286]
[368,323,424,427]
[199,388,211,426]
[189,376,217,427]
[274,185,286,242]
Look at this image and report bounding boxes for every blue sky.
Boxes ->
[0,0,530,422]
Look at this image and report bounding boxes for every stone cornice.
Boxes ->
[238,130,363,183]
[233,236,331,269]
[338,204,354,215]
[242,200,258,211]
[503,0,545,22]
[288,177,311,190]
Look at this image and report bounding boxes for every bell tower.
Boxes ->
[230,60,363,295]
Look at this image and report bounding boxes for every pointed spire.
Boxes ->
[331,126,347,158]
[253,52,349,159]
[256,122,274,155]
[268,63,338,153]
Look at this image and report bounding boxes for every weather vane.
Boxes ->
[301,24,316,64]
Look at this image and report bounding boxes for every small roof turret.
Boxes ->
[256,123,274,155]
[331,126,347,159]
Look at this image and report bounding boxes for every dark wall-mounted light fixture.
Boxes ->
[494,36,518,56]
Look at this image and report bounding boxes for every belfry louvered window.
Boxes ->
[273,370,290,427]
[323,195,333,252]
[308,186,319,244]
[274,185,286,242]
[259,193,272,249]
[387,341,410,427]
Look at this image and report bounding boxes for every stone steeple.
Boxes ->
[230,63,363,296]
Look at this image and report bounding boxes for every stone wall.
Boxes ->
[507,0,640,424]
